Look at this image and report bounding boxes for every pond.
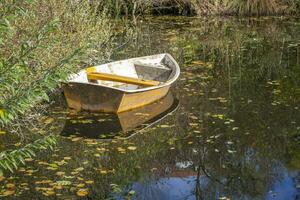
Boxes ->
[1,16,300,199]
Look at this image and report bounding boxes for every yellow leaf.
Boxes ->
[63,157,72,160]
[127,146,137,151]
[0,176,5,182]
[14,142,22,147]
[94,153,101,157]
[6,183,15,188]
[160,125,170,128]
[75,167,84,172]
[76,189,88,197]
[55,171,65,176]
[96,148,106,152]
[35,180,52,184]
[99,170,107,174]
[0,109,5,119]
[117,147,126,153]
[54,185,63,190]
[76,183,85,188]
[71,171,79,175]
[71,137,81,142]
[45,190,55,196]
[44,118,54,124]
[85,180,94,184]
[0,130,6,135]
[2,190,15,196]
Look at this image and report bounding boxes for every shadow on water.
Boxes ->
[61,92,179,139]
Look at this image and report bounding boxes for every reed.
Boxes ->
[95,0,300,16]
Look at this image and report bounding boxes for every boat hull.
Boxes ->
[62,82,170,113]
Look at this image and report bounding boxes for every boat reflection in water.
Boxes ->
[61,92,179,139]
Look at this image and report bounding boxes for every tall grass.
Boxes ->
[225,0,294,15]
[94,0,300,16]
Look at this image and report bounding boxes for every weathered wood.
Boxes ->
[87,72,160,87]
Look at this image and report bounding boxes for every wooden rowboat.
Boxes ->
[62,53,180,113]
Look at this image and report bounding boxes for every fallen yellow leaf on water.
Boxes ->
[76,183,85,188]
[96,148,106,152]
[55,171,65,176]
[44,118,54,124]
[99,170,107,174]
[127,146,137,151]
[75,167,84,172]
[191,60,206,65]
[85,180,94,184]
[45,190,55,196]
[14,142,22,147]
[54,185,63,190]
[2,190,15,196]
[94,153,101,157]
[160,125,170,128]
[71,171,79,175]
[35,180,53,184]
[117,147,126,153]
[6,183,15,188]
[71,137,82,142]
[0,130,6,135]
[76,189,88,197]
[64,157,72,160]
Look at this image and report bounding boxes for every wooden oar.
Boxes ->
[87,72,160,87]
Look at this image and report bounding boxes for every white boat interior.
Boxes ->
[69,54,178,91]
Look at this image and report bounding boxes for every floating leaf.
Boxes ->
[76,189,88,197]
[2,190,15,196]
[85,180,94,184]
[75,167,84,172]
[6,183,15,188]
[44,190,55,196]
[44,118,54,124]
[127,146,137,151]
[55,171,65,176]
[117,147,126,153]
[76,183,85,188]
[56,180,71,186]
[71,137,81,142]
[99,169,107,174]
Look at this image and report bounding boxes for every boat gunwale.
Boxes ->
[64,53,180,93]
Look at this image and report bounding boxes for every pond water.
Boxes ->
[1,16,300,199]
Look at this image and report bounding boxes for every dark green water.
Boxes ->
[1,16,300,199]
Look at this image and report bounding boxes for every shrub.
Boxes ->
[0,0,112,126]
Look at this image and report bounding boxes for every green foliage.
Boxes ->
[0,0,112,126]
[0,135,57,173]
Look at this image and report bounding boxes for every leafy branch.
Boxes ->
[0,135,57,174]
